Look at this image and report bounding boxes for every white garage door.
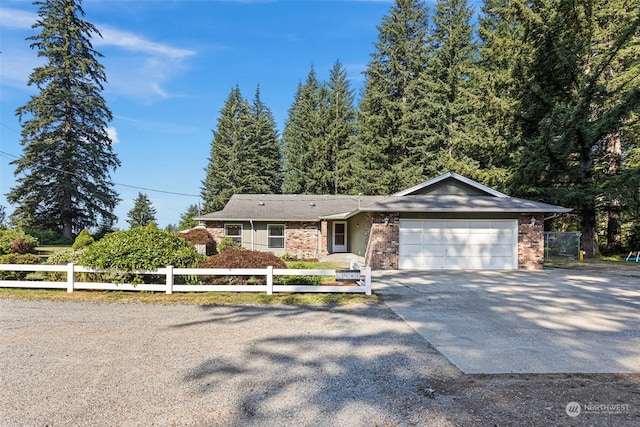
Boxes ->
[399,219,518,270]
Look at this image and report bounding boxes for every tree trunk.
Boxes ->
[605,132,622,253]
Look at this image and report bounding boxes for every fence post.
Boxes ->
[266,266,273,295]
[166,265,174,294]
[363,267,372,296]
[67,263,75,293]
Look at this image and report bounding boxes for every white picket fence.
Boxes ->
[0,264,372,296]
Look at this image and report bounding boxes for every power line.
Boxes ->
[0,148,200,199]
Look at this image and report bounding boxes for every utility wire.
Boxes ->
[0,133,200,198]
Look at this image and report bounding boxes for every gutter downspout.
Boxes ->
[250,220,254,251]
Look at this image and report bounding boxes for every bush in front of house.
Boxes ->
[275,261,322,286]
[72,229,95,250]
[199,247,286,285]
[0,229,39,255]
[179,227,216,255]
[80,223,205,271]
[216,236,241,253]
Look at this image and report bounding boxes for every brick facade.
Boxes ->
[518,213,545,270]
[285,222,321,259]
[365,212,399,270]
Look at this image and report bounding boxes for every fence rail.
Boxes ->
[0,264,372,296]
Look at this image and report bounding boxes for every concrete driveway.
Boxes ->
[374,269,640,374]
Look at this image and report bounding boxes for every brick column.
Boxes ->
[518,213,545,270]
[366,213,399,270]
[319,220,328,257]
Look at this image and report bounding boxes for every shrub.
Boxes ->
[72,229,95,250]
[80,224,205,274]
[276,261,322,286]
[179,227,216,255]
[24,228,71,246]
[0,253,40,280]
[216,236,240,253]
[0,229,39,255]
[200,247,286,285]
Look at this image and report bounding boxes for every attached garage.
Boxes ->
[399,219,518,270]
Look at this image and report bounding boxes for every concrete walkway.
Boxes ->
[375,269,640,374]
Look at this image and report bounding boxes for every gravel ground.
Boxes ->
[1,299,461,427]
[1,298,639,426]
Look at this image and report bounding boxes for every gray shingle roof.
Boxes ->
[195,173,571,222]
[195,194,385,222]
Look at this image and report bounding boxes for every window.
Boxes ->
[225,224,242,245]
[268,224,285,249]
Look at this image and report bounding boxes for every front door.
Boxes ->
[333,221,347,252]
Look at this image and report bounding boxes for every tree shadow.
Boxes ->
[176,304,461,426]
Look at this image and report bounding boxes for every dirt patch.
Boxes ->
[429,372,640,426]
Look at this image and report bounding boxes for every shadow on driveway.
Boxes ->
[374,270,640,374]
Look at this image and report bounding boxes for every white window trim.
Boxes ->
[224,223,243,245]
[267,224,285,249]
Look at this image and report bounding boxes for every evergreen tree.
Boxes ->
[282,66,328,193]
[201,86,251,212]
[418,0,479,179]
[177,204,200,231]
[325,60,358,194]
[127,193,157,228]
[247,86,283,194]
[7,0,120,239]
[472,0,525,189]
[511,0,640,256]
[356,0,431,194]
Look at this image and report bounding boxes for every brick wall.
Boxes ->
[518,213,545,270]
[285,222,321,259]
[365,212,399,270]
[204,222,225,244]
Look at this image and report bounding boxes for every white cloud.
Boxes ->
[96,26,195,60]
[106,126,119,144]
[0,7,36,29]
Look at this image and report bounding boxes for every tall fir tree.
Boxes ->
[201,86,282,212]
[325,60,358,194]
[511,0,640,256]
[356,0,431,194]
[417,0,479,179]
[127,193,157,228]
[8,0,120,239]
[472,0,525,189]
[201,86,252,212]
[282,66,328,193]
[177,204,200,231]
[247,86,283,194]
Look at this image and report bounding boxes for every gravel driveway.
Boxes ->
[1,299,462,427]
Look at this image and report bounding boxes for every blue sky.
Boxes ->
[1,0,467,230]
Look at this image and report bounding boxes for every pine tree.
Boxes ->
[417,0,479,179]
[7,0,120,239]
[472,0,525,189]
[247,86,283,194]
[201,86,251,212]
[177,204,200,231]
[356,0,431,194]
[325,60,358,194]
[127,193,157,228]
[282,66,328,193]
[511,0,640,256]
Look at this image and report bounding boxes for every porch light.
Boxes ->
[383,216,390,225]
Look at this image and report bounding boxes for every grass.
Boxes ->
[544,254,640,270]
[0,287,378,305]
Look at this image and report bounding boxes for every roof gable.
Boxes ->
[394,172,508,198]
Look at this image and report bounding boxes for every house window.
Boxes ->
[225,224,242,245]
[268,224,285,249]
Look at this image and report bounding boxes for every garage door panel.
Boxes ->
[399,219,517,270]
